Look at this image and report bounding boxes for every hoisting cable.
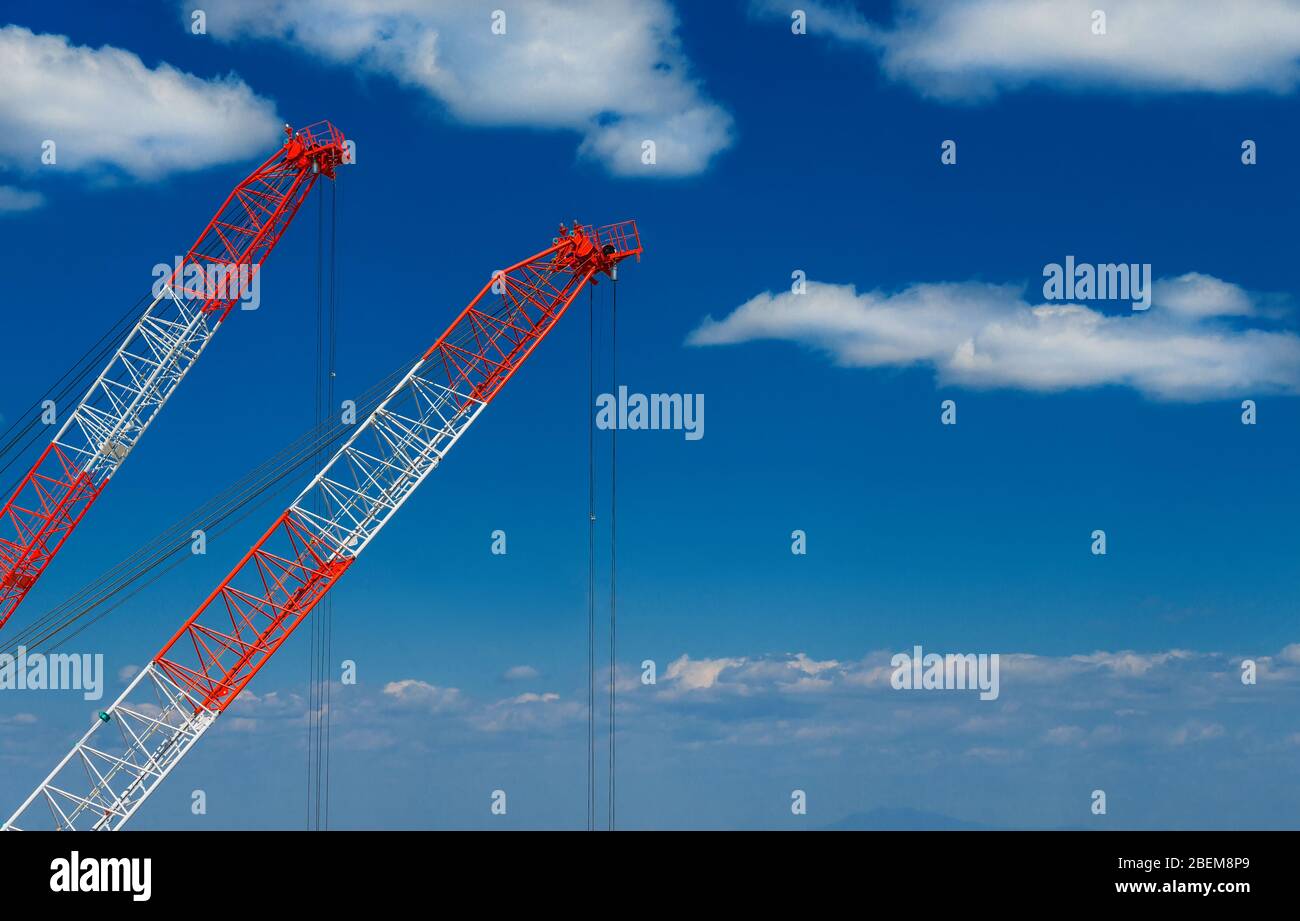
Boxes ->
[308,176,339,831]
[4,268,526,658]
[0,232,258,494]
[324,174,339,831]
[608,271,618,832]
[587,282,596,831]
[307,180,325,830]
[0,293,151,488]
[3,359,415,657]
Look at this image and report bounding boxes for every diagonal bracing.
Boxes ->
[4,221,641,831]
[0,122,348,630]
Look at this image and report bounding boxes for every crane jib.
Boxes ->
[0,122,348,632]
[2,220,641,832]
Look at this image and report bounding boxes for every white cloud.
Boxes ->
[636,643,1298,757]
[383,678,463,712]
[503,665,540,681]
[227,688,308,720]
[1155,273,1257,319]
[663,654,745,690]
[656,647,1239,704]
[0,25,280,181]
[171,643,1299,828]
[660,652,858,698]
[688,275,1300,400]
[790,652,841,675]
[756,0,1300,100]
[180,640,1299,828]
[197,0,732,177]
[0,186,44,213]
[511,692,560,704]
[1071,650,1194,677]
[473,691,582,732]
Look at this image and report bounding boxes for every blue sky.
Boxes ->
[0,0,1297,830]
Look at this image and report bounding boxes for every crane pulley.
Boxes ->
[3,220,641,831]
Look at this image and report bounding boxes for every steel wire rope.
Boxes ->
[0,231,259,495]
[608,273,618,831]
[5,361,415,656]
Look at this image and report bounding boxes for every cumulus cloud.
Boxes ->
[687,274,1300,400]
[207,644,1300,754]
[383,678,464,712]
[0,25,280,182]
[662,654,745,691]
[640,643,1300,767]
[196,0,732,177]
[227,688,309,723]
[503,665,540,681]
[511,692,559,704]
[472,690,582,733]
[161,642,1300,761]
[154,641,1299,828]
[791,652,841,675]
[657,647,1266,701]
[754,0,1300,100]
[660,652,852,698]
[88,638,1288,831]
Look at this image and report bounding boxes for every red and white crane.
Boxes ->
[3,220,641,831]
[0,122,348,631]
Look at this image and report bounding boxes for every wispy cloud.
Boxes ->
[0,186,44,214]
[753,0,1300,100]
[0,24,280,186]
[195,0,733,177]
[631,644,1299,775]
[17,642,1283,828]
[206,642,1292,758]
[688,274,1300,400]
[382,679,464,713]
[471,692,583,733]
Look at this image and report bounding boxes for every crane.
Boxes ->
[3,220,641,831]
[0,122,348,632]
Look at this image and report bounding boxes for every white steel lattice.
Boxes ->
[3,361,486,831]
[3,662,215,831]
[54,288,222,485]
[290,368,486,559]
[3,220,640,831]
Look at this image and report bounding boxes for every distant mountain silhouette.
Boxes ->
[821,808,993,831]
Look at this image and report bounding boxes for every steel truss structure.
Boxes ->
[0,122,347,630]
[3,220,641,830]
